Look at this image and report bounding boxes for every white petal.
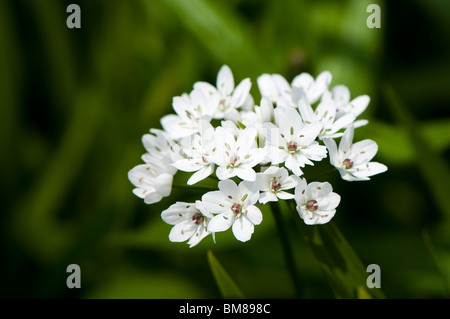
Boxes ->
[245,205,263,225]
[302,143,328,161]
[187,165,215,185]
[294,179,307,202]
[298,122,322,145]
[216,166,234,180]
[187,225,211,248]
[259,96,274,122]
[307,182,332,200]
[285,155,302,176]
[172,158,203,172]
[208,213,235,233]
[257,74,278,100]
[193,81,217,95]
[350,139,378,163]
[282,175,300,190]
[201,191,228,213]
[239,181,260,205]
[153,173,173,197]
[132,187,152,199]
[161,202,195,225]
[320,192,341,211]
[232,216,254,242]
[353,162,387,178]
[331,113,356,133]
[217,65,234,95]
[218,179,240,199]
[350,95,370,117]
[323,138,340,167]
[339,125,354,154]
[259,191,278,204]
[297,98,316,124]
[332,85,350,107]
[169,221,197,242]
[276,191,295,200]
[144,191,163,204]
[231,78,251,107]
[353,119,369,128]
[235,167,256,182]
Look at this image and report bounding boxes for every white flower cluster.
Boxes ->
[128,65,387,247]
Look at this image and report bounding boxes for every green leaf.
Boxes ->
[284,201,385,299]
[207,250,245,299]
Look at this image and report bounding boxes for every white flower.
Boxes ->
[263,106,327,176]
[294,179,341,225]
[257,71,331,106]
[199,179,262,242]
[141,129,179,175]
[291,71,332,104]
[194,65,253,119]
[213,122,264,181]
[161,201,214,248]
[326,85,370,128]
[256,166,299,204]
[172,119,216,185]
[295,88,356,139]
[128,163,173,204]
[160,88,218,139]
[323,126,388,181]
[224,96,274,141]
[257,73,291,103]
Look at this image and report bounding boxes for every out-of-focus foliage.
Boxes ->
[0,0,449,298]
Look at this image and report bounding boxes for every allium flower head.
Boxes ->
[128,65,388,245]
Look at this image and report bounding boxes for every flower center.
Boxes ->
[306,200,319,212]
[287,141,297,152]
[231,204,242,214]
[343,158,353,169]
[202,153,209,163]
[192,213,203,225]
[271,178,281,192]
[230,154,238,166]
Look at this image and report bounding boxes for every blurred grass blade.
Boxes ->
[207,250,245,299]
[159,0,267,73]
[383,85,450,224]
[285,202,385,299]
[356,285,373,299]
[422,230,450,297]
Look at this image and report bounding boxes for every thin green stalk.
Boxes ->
[269,201,301,298]
[172,183,216,192]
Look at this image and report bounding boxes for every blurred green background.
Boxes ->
[1,0,450,299]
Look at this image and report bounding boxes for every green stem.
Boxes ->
[269,201,301,298]
[172,184,216,192]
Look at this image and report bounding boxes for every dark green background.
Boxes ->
[1,0,449,298]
